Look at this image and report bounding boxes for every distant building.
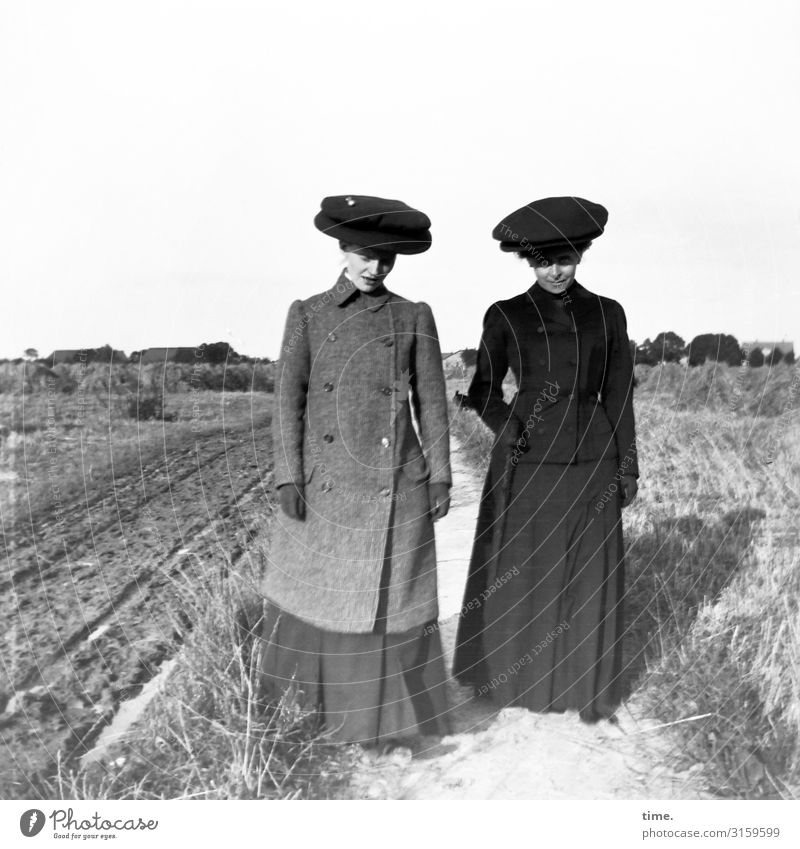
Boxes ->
[48,347,128,365]
[49,349,87,365]
[442,352,465,369]
[136,347,198,365]
[742,340,794,356]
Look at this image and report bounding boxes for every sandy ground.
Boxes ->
[348,443,709,800]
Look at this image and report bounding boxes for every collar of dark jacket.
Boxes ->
[527,280,588,303]
[331,271,392,312]
[524,280,596,325]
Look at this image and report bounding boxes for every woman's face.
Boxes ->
[342,245,397,292]
[528,247,582,294]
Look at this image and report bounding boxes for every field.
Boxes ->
[1,363,351,799]
[1,359,798,799]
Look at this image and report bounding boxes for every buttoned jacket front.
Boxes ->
[266,273,451,633]
[469,280,638,475]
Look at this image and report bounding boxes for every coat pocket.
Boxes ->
[402,452,430,483]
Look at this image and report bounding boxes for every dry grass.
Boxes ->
[38,550,354,800]
[1,391,272,533]
[0,360,275,396]
[629,393,800,798]
[7,360,798,799]
[4,385,351,800]
[634,360,797,417]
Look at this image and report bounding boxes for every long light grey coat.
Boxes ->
[265,272,451,634]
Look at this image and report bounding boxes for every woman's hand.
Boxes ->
[429,482,451,521]
[620,475,638,508]
[278,483,306,520]
[498,417,526,454]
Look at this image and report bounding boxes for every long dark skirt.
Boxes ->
[453,454,626,718]
[258,602,451,745]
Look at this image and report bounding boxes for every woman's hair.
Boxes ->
[516,241,592,263]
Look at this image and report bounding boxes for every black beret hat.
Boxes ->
[492,196,608,252]
[314,195,432,254]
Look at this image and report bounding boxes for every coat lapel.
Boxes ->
[334,272,392,312]
[526,281,600,329]
[526,283,574,328]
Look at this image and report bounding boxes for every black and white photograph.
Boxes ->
[1,0,799,841]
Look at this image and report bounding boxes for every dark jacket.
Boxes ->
[265,272,451,633]
[468,280,638,476]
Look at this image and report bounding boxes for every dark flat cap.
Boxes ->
[492,196,608,252]
[314,195,432,254]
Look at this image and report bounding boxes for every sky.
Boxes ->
[1,0,799,360]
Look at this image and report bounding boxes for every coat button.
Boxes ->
[381,437,390,448]
[379,488,391,498]
[538,358,546,366]
[327,332,337,342]
[382,386,393,395]
[323,382,334,392]
[322,481,334,492]
[384,339,394,347]
[569,393,574,400]
[536,326,544,333]
[323,434,334,443]
[568,358,577,366]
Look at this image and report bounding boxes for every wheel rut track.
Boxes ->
[4,441,240,591]
[0,421,273,796]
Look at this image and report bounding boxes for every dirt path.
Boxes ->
[349,442,709,800]
[0,419,272,795]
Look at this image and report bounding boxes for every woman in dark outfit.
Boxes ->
[452,196,638,723]
[260,195,452,747]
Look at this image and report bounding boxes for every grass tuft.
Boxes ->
[38,553,354,800]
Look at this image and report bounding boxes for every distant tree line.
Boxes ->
[0,360,275,396]
[2,342,272,366]
[456,336,794,370]
[10,338,795,371]
[633,333,794,367]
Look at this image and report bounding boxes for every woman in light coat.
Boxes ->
[260,194,452,747]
